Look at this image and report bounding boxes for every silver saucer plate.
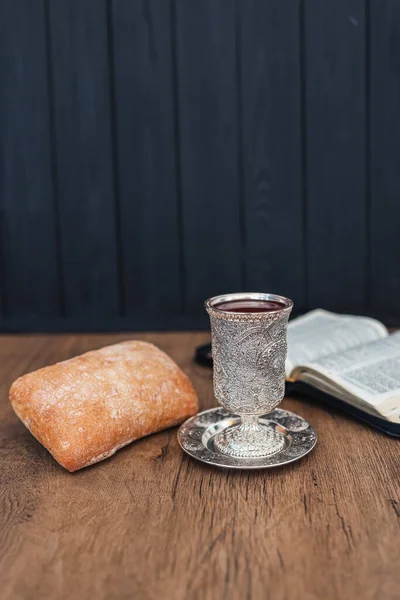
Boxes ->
[178,407,317,469]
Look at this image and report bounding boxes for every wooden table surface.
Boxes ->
[1,332,399,600]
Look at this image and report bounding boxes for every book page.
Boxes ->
[296,371,395,420]
[297,333,400,418]
[286,309,388,377]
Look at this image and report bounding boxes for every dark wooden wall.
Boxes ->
[0,0,399,332]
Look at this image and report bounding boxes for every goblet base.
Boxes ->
[213,418,286,458]
[178,407,317,470]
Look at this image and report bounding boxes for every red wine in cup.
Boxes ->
[215,299,285,313]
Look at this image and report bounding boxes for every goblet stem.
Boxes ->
[240,414,260,427]
[236,414,264,440]
[214,410,286,458]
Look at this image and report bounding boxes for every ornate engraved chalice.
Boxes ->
[205,292,292,458]
[178,293,317,469]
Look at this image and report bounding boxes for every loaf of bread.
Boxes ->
[10,341,198,471]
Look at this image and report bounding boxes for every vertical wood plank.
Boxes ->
[175,0,242,314]
[48,0,120,318]
[305,1,367,311]
[238,0,305,306]
[111,0,181,316]
[370,0,400,315]
[0,0,60,318]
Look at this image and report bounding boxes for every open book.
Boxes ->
[287,310,400,426]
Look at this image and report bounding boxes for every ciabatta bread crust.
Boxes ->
[10,341,198,471]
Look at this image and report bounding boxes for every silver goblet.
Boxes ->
[205,292,293,458]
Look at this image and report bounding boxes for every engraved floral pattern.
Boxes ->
[209,311,290,415]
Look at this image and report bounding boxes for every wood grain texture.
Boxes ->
[1,332,399,600]
[111,0,182,316]
[370,0,400,315]
[238,0,305,307]
[305,0,367,311]
[48,0,120,317]
[175,0,242,314]
[0,0,60,318]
